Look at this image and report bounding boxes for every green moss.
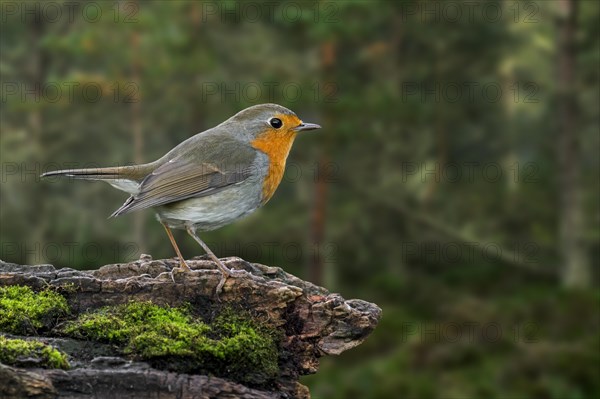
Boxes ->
[0,335,70,369]
[209,309,280,382]
[64,302,279,385]
[0,285,70,334]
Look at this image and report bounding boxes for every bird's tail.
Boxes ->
[41,165,149,180]
[41,164,154,195]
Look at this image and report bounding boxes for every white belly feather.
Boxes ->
[156,178,263,231]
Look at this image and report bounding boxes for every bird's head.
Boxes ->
[223,103,321,142]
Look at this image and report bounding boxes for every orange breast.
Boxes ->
[251,129,297,204]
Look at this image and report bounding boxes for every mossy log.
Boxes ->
[0,255,381,398]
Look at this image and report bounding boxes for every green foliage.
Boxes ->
[305,286,600,399]
[0,335,70,370]
[63,302,278,385]
[0,286,70,334]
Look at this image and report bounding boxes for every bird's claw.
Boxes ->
[156,263,196,283]
[214,267,247,301]
[159,261,248,302]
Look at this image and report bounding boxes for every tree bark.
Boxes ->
[0,255,380,398]
[557,0,588,288]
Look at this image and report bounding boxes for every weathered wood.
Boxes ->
[0,255,381,398]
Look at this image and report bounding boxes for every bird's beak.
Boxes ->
[294,122,321,132]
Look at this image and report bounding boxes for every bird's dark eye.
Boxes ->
[269,118,283,129]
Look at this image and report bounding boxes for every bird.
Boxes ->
[42,103,321,295]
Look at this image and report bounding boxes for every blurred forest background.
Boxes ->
[1,1,598,398]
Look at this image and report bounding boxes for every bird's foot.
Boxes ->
[158,258,248,301]
[214,263,248,301]
[156,260,197,282]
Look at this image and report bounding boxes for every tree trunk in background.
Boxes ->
[423,43,447,209]
[26,11,47,265]
[131,20,145,254]
[557,0,588,288]
[310,157,328,286]
[309,41,335,287]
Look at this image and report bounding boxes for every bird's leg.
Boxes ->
[185,227,244,297]
[161,222,192,276]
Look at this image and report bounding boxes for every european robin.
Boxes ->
[42,103,321,295]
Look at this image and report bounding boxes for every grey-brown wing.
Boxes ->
[111,143,257,217]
